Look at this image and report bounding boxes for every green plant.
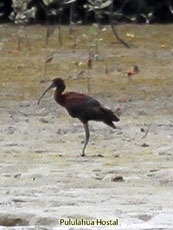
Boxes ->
[84,0,112,23]
[10,0,37,24]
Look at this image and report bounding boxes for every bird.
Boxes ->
[38,78,120,156]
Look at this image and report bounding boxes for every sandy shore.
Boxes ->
[0,96,172,229]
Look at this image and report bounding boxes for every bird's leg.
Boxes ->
[81,122,90,157]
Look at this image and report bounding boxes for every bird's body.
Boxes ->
[38,78,119,156]
[55,91,118,128]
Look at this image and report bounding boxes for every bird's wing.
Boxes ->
[64,92,101,120]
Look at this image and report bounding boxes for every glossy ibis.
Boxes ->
[38,78,119,156]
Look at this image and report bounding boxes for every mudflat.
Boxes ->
[0,24,172,229]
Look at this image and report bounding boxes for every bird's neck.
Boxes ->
[54,90,65,106]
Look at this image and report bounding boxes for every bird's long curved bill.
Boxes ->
[37,82,55,105]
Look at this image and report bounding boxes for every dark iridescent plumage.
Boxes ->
[38,78,119,156]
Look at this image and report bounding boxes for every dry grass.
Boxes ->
[0,24,172,102]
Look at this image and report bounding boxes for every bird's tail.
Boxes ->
[103,120,117,129]
[101,107,120,129]
[101,107,120,122]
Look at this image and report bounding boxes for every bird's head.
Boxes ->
[37,78,65,105]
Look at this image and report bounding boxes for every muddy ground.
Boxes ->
[0,24,173,229]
